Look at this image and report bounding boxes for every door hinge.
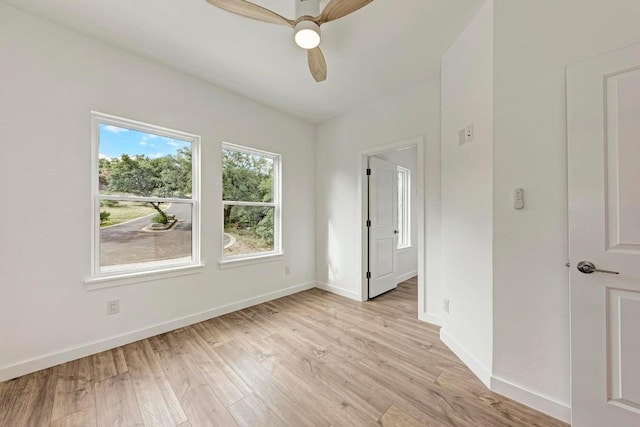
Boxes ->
[366,272,371,279]
[366,220,371,227]
[366,168,371,176]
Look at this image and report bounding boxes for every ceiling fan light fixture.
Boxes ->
[294,21,321,49]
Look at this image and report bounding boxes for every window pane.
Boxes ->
[99,123,193,198]
[397,167,410,249]
[223,205,275,257]
[100,201,193,272]
[222,149,274,203]
[398,171,404,247]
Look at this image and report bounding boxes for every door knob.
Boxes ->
[577,261,619,275]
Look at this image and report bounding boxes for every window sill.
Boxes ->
[85,263,205,290]
[398,246,413,252]
[218,253,284,270]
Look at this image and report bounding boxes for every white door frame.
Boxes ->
[358,136,425,315]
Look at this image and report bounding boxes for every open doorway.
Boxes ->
[360,138,424,310]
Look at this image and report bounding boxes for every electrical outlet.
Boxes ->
[465,124,474,142]
[107,299,120,315]
[285,266,291,275]
[443,298,450,314]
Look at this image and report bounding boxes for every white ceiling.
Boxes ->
[2,0,485,123]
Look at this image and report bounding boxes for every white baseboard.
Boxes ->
[0,282,315,382]
[315,282,361,301]
[491,376,571,423]
[440,328,492,387]
[396,270,418,284]
[419,312,442,327]
[440,328,571,424]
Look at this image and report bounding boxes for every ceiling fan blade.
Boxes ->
[205,0,293,27]
[308,47,327,82]
[319,0,373,24]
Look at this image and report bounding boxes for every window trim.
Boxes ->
[397,165,411,250]
[221,142,282,263]
[90,111,201,282]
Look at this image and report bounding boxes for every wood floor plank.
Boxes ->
[190,319,228,347]
[251,337,379,427]
[50,406,97,427]
[91,348,128,382]
[215,340,331,427]
[262,332,388,420]
[180,328,253,406]
[378,404,424,427]
[51,358,96,422]
[0,278,567,427]
[94,372,144,427]
[153,331,238,426]
[0,368,57,426]
[227,393,286,427]
[122,340,187,427]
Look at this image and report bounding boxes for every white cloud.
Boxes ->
[99,153,112,160]
[102,125,128,134]
[149,152,167,159]
[148,134,159,139]
[166,141,180,147]
[140,141,148,146]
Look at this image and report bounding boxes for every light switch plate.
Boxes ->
[514,188,525,209]
[465,124,474,142]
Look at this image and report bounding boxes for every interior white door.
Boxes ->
[368,157,398,298]
[568,43,640,426]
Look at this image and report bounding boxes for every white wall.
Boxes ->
[440,0,494,383]
[374,147,419,281]
[491,0,640,415]
[0,5,316,380]
[315,79,441,319]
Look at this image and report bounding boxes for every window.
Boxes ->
[222,143,281,260]
[397,166,411,249]
[91,112,200,278]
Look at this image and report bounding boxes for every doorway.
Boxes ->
[360,137,425,312]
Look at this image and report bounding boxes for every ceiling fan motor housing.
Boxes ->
[295,0,320,18]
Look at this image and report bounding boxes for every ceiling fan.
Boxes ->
[204,0,374,82]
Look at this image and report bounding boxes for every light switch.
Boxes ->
[514,188,525,209]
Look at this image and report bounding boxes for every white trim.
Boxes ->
[315,282,361,301]
[85,263,205,290]
[90,111,201,280]
[397,165,411,249]
[439,328,570,423]
[419,312,442,327]
[221,142,282,261]
[359,136,425,317]
[221,141,280,159]
[0,281,315,382]
[223,201,278,207]
[218,252,284,269]
[440,328,492,387]
[396,270,418,284]
[99,195,194,204]
[490,376,571,423]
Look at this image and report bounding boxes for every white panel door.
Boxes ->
[568,43,640,426]
[368,157,398,298]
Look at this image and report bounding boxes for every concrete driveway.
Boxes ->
[100,203,192,267]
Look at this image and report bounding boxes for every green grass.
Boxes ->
[100,201,163,227]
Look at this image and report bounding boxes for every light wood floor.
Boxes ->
[0,278,567,426]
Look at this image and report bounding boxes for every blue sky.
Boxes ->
[99,123,190,160]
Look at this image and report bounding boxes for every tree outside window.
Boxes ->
[222,144,281,259]
[92,112,200,277]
